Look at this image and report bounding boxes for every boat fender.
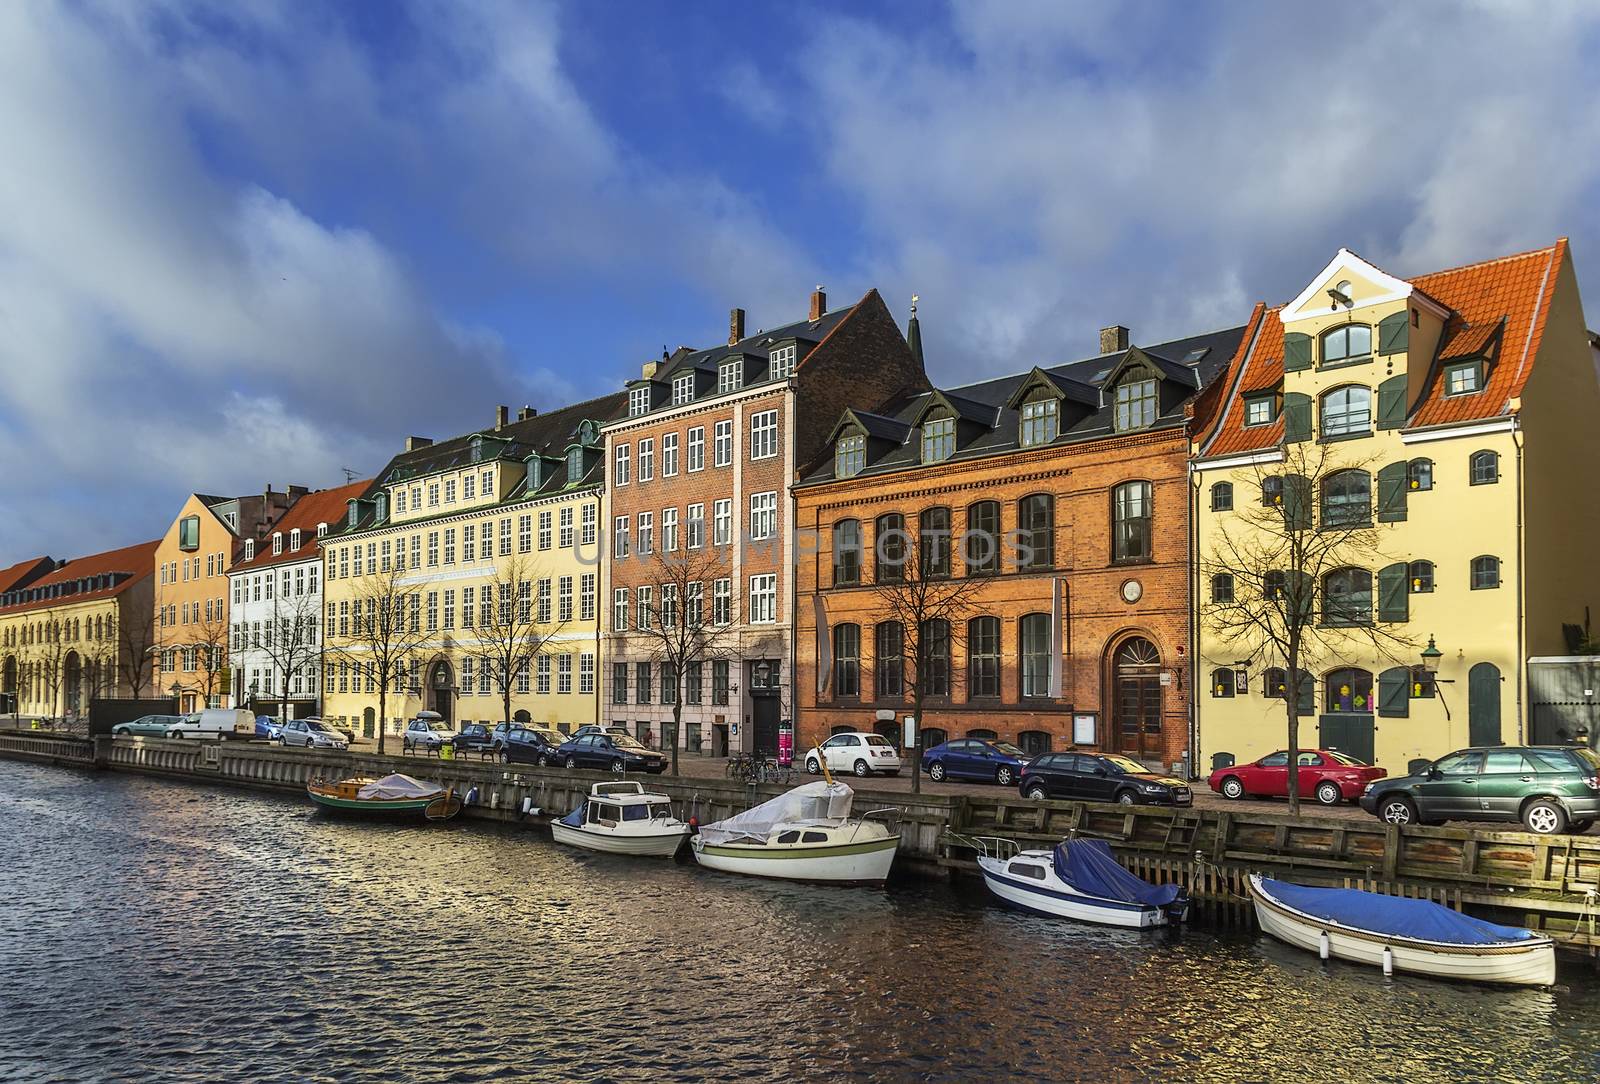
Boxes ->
[465,786,479,806]
[1319,931,1329,961]
[1381,946,1394,977]
[521,796,534,816]
[688,816,699,836]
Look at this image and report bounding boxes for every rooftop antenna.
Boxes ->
[340,467,358,484]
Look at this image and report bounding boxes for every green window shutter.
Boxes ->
[1378,667,1410,718]
[1376,462,1408,522]
[1282,392,1312,443]
[1294,671,1315,717]
[1290,570,1314,622]
[1378,562,1408,621]
[1377,374,1408,430]
[1283,475,1312,531]
[1378,311,1409,355]
[1283,333,1312,372]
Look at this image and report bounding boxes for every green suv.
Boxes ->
[1359,746,1600,835]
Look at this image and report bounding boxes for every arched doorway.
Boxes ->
[64,652,82,714]
[1111,636,1163,759]
[362,706,376,740]
[873,718,899,749]
[1469,663,1502,747]
[428,660,454,727]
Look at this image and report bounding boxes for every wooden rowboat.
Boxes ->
[306,773,462,821]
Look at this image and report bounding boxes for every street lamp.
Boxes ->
[1420,635,1443,674]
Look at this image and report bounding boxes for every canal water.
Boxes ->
[3,762,1598,1083]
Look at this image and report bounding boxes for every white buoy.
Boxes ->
[521,796,533,815]
[1319,930,1330,960]
[1382,946,1394,977]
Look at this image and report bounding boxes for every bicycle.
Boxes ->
[725,751,757,779]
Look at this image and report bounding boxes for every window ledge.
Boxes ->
[1318,355,1373,371]
[1318,430,1372,444]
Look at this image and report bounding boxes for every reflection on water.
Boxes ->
[2,761,1598,1082]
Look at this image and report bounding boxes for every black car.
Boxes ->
[452,723,497,756]
[493,723,566,766]
[555,732,667,774]
[1018,751,1192,807]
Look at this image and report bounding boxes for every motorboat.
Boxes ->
[551,781,691,857]
[969,835,1188,929]
[1248,875,1555,986]
[690,780,899,885]
[306,773,462,821]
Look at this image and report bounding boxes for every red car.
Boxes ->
[1209,749,1386,806]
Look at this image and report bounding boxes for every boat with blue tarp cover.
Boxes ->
[1248,875,1555,986]
[969,836,1189,928]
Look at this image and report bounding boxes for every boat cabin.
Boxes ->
[582,781,677,828]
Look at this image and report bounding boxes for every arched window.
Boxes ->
[964,500,1000,575]
[832,519,861,586]
[1112,481,1152,563]
[1020,613,1052,697]
[919,507,951,578]
[920,727,948,749]
[832,624,860,698]
[967,616,1000,698]
[1018,494,1054,570]
[1471,555,1501,590]
[875,513,907,583]
[1210,482,1233,512]
[1323,567,1373,626]
[1018,730,1052,756]
[1408,458,1433,491]
[1320,385,1372,438]
[1211,573,1235,603]
[1211,668,1235,698]
[1261,476,1283,507]
[1263,667,1287,698]
[835,433,865,478]
[874,622,903,699]
[919,618,951,696]
[1409,560,1434,593]
[1321,469,1371,527]
[1320,324,1372,365]
[966,728,998,741]
[1470,450,1500,485]
[1325,668,1375,713]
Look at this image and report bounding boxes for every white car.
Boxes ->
[803,732,903,778]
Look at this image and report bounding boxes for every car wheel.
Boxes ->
[806,757,821,775]
[1219,776,1245,800]
[928,761,946,782]
[538,755,551,768]
[1116,790,1137,806]
[1572,819,1594,834]
[278,736,287,747]
[565,756,578,769]
[1379,796,1417,826]
[611,758,626,774]
[1026,784,1048,801]
[498,750,509,764]
[1314,781,1343,806]
[853,759,870,778]
[170,730,182,739]
[995,766,1014,787]
[1522,798,1568,836]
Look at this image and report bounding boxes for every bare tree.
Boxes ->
[326,566,430,755]
[864,516,987,795]
[1200,440,1416,814]
[116,606,157,699]
[32,618,67,721]
[193,606,232,709]
[257,575,325,723]
[627,544,736,776]
[470,554,572,735]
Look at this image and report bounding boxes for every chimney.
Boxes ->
[405,436,433,452]
[288,485,309,501]
[518,405,537,421]
[729,308,745,346]
[495,405,509,430]
[1100,325,1130,355]
[810,286,827,321]
[641,360,660,380]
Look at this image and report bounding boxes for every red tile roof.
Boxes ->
[0,556,54,596]
[0,540,158,616]
[230,479,372,572]
[1195,240,1566,456]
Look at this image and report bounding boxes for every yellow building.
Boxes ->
[321,397,623,740]
[0,540,158,720]
[1190,241,1600,774]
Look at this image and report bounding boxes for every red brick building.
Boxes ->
[794,322,1245,772]
[602,288,925,756]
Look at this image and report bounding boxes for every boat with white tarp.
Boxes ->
[690,781,899,885]
[306,773,462,820]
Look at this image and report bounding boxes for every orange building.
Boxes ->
[152,488,303,712]
[795,323,1244,773]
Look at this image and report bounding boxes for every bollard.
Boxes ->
[1319,931,1330,961]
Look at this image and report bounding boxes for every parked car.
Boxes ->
[492,723,566,765]
[1018,752,1192,807]
[573,724,630,739]
[112,714,182,737]
[802,732,903,778]
[1209,749,1387,806]
[921,738,1030,786]
[452,722,496,756]
[279,718,349,751]
[254,715,284,740]
[402,712,455,754]
[167,708,255,739]
[555,732,668,774]
[1359,746,1600,835]
[310,717,355,744]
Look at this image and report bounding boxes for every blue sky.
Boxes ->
[4,0,1600,561]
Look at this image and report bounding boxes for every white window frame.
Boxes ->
[672,373,695,405]
[714,420,733,467]
[748,574,777,624]
[687,426,705,472]
[750,410,778,460]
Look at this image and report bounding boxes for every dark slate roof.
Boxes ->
[801,324,1245,484]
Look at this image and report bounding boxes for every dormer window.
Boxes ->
[629,387,651,417]
[1019,399,1058,447]
[1244,394,1277,427]
[769,344,797,380]
[290,529,302,551]
[317,523,328,539]
[395,489,407,515]
[835,433,865,478]
[374,492,388,521]
[672,373,695,405]
[347,502,359,527]
[272,532,283,556]
[718,360,743,394]
[567,447,583,478]
[527,457,544,488]
[470,435,485,462]
[1445,360,1483,396]
[1113,378,1156,432]
[921,416,955,463]
[1321,324,1372,367]
[245,539,256,561]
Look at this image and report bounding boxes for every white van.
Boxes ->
[168,708,254,739]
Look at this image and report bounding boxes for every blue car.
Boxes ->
[921,738,1030,786]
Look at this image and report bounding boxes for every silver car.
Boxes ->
[279,718,349,751]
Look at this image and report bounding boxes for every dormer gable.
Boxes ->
[1280,248,1450,327]
[1004,367,1099,413]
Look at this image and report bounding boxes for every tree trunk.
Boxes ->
[909,691,922,795]
[671,697,682,777]
[377,686,388,756]
[1285,661,1301,816]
